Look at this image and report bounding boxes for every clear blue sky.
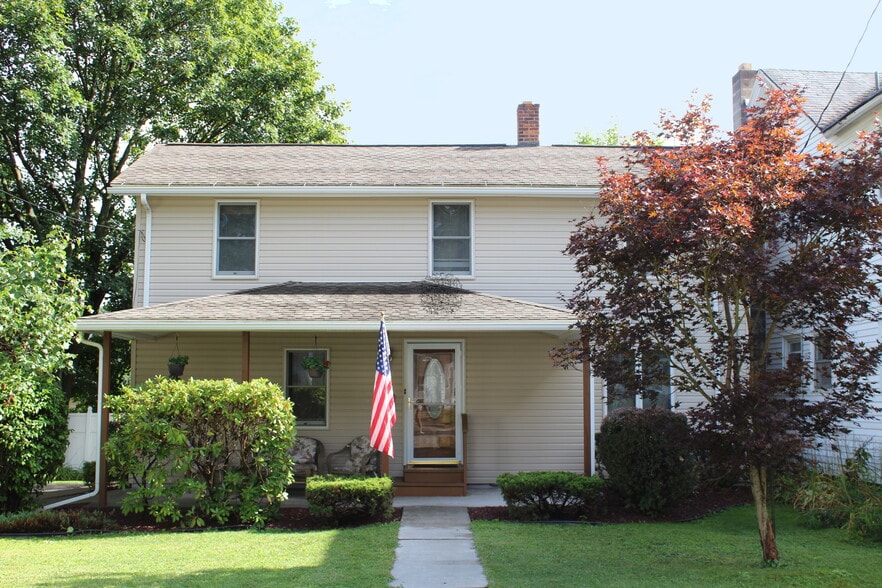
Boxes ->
[282,0,882,145]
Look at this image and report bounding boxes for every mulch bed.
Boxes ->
[468,487,752,524]
[12,487,751,535]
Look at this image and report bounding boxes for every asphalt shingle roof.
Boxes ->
[76,282,574,332]
[111,143,632,188]
[759,69,882,129]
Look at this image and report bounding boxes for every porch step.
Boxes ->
[396,465,467,496]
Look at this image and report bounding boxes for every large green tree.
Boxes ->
[0,228,84,513]
[558,90,882,562]
[0,0,346,402]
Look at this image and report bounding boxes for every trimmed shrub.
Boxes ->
[0,508,117,534]
[497,471,605,520]
[105,378,296,527]
[306,475,394,523]
[596,407,695,515]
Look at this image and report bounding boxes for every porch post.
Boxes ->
[98,331,112,508]
[381,454,390,476]
[241,331,251,382]
[581,333,594,476]
[583,358,592,475]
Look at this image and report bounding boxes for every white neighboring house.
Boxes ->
[734,64,882,474]
[77,103,634,495]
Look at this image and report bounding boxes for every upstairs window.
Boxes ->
[216,202,257,276]
[431,202,472,276]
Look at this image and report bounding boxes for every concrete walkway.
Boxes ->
[390,506,487,588]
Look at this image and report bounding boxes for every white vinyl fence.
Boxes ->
[65,409,101,469]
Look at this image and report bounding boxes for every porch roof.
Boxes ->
[76,281,576,339]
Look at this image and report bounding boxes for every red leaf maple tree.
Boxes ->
[561,89,882,562]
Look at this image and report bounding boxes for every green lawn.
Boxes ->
[472,505,881,588]
[0,523,399,587]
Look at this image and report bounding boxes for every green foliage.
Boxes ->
[496,471,605,520]
[52,465,82,483]
[0,228,84,513]
[575,124,662,146]
[0,508,117,534]
[82,461,96,489]
[105,378,296,527]
[596,408,695,515]
[791,447,882,541]
[0,0,347,403]
[576,125,625,145]
[306,475,394,523]
[561,89,882,560]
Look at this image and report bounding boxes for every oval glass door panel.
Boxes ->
[413,349,456,460]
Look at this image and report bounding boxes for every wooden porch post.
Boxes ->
[241,331,251,382]
[98,331,112,508]
[381,454,390,476]
[581,334,593,476]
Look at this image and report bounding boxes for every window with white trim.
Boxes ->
[814,336,833,389]
[605,350,672,412]
[285,349,329,427]
[216,202,257,275]
[785,337,802,366]
[431,202,472,275]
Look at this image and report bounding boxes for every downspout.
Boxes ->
[589,363,596,475]
[43,337,104,510]
[140,193,152,307]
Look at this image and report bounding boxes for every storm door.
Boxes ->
[404,342,463,465]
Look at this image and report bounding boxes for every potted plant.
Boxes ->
[301,356,329,378]
[168,354,189,378]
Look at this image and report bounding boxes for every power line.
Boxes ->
[803,0,881,149]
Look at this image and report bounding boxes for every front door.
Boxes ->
[404,342,463,465]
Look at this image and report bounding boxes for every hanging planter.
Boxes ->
[168,355,189,378]
[302,356,329,379]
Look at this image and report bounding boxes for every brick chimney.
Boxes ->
[517,101,540,146]
[732,63,756,130]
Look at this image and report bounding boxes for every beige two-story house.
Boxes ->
[77,103,631,494]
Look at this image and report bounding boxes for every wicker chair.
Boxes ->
[326,435,379,476]
[289,436,323,487]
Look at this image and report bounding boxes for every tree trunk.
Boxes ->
[749,464,779,563]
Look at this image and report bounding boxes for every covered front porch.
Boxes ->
[76,282,593,497]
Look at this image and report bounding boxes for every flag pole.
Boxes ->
[370,311,397,476]
[380,312,389,476]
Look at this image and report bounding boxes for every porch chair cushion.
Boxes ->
[326,435,379,476]
[290,436,323,482]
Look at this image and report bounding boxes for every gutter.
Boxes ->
[43,338,104,510]
[109,185,600,198]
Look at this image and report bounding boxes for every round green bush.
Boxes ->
[106,377,297,527]
[596,407,695,515]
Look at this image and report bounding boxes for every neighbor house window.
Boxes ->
[216,202,257,276]
[785,337,802,366]
[431,202,472,275]
[814,336,833,389]
[286,350,329,427]
[605,351,672,412]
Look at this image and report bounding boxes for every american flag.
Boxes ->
[370,317,397,457]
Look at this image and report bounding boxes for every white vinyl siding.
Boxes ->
[131,330,585,482]
[135,194,595,307]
